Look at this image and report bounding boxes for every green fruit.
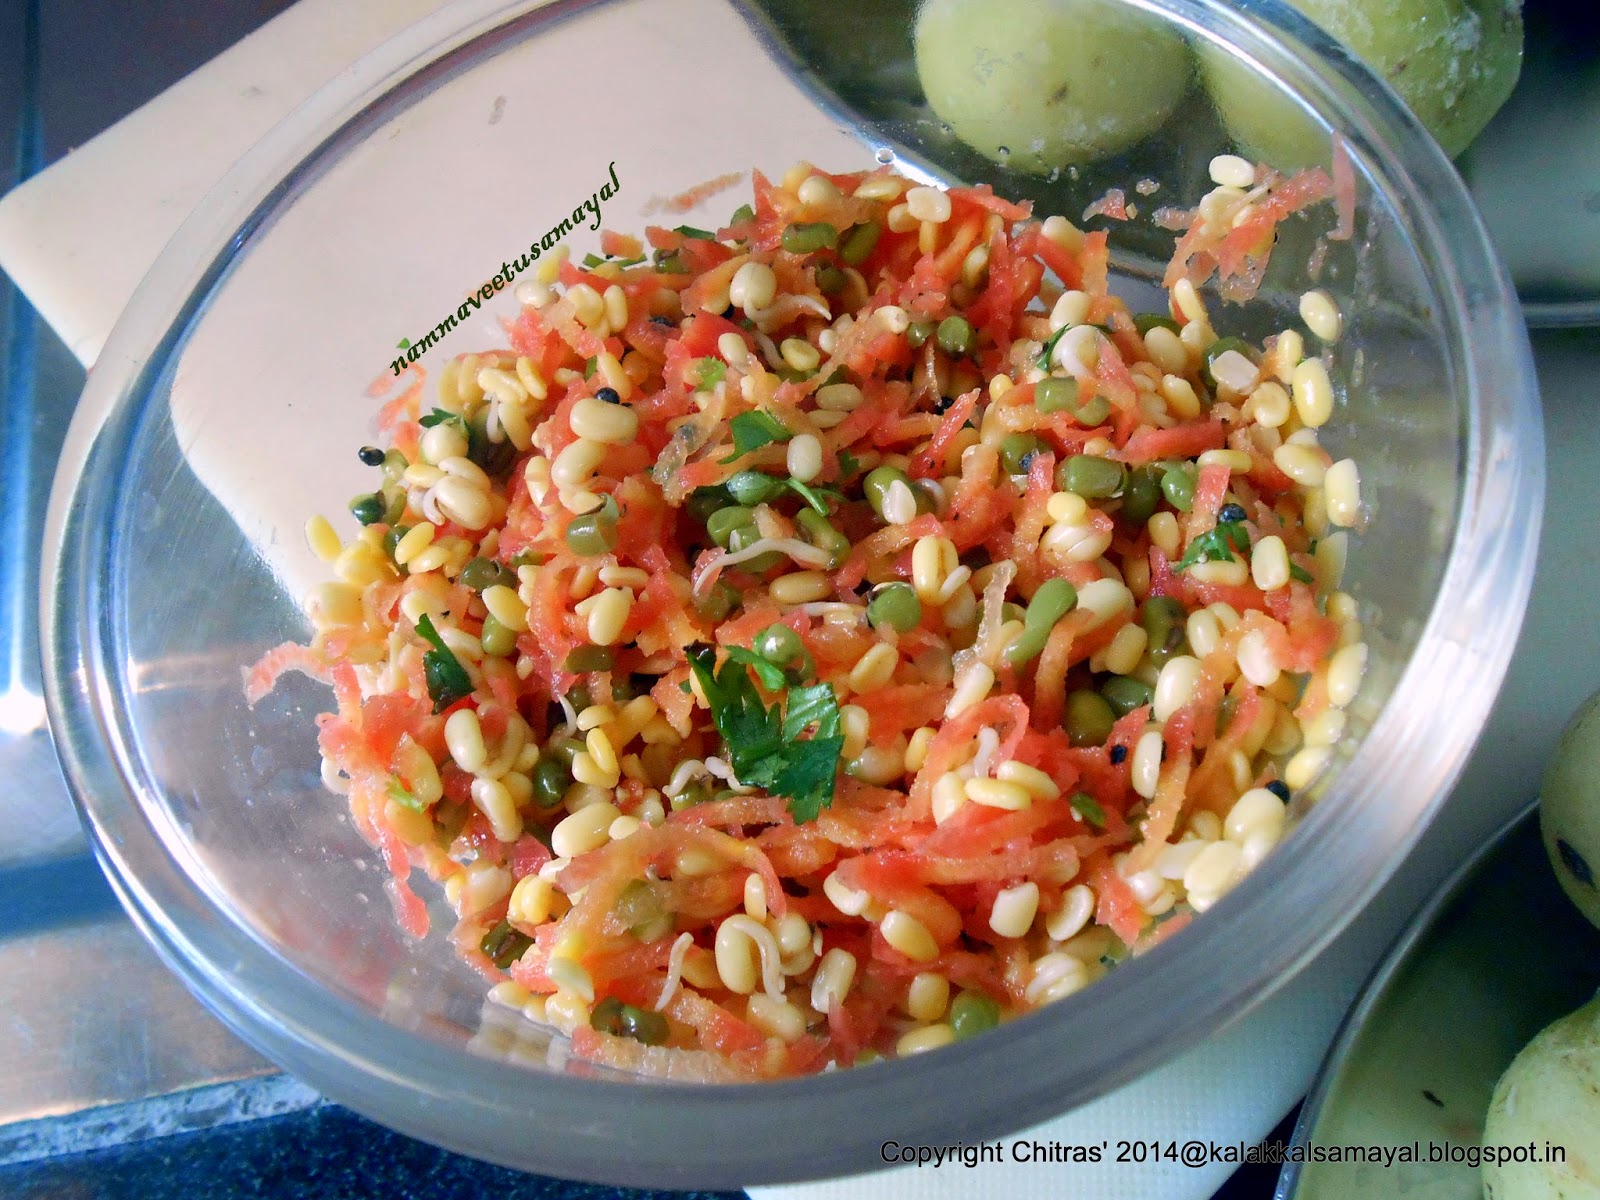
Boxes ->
[1201,0,1523,166]
[1481,993,1600,1198]
[914,0,1190,173]
[1196,42,1331,172]
[1540,691,1600,933]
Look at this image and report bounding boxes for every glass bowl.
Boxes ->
[41,0,1542,1187]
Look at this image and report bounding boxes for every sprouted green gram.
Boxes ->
[255,155,1365,1079]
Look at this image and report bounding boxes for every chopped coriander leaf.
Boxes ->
[583,251,647,269]
[695,357,727,390]
[686,644,783,769]
[415,613,474,713]
[1175,520,1252,572]
[784,477,837,515]
[419,408,466,431]
[781,682,842,741]
[720,411,792,463]
[685,643,843,824]
[1290,563,1315,584]
[770,737,846,825]
[723,646,788,692]
[1069,791,1107,829]
[1035,325,1072,369]
[674,224,717,240]
[836,449,860,479]
[386,778,427,812]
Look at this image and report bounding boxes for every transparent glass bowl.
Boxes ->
[42,0,1542,1187]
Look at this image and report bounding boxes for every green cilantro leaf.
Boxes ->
[720,411,792,463]
[1290,563,1315,584]
[415,613,474,713]
[783,477,836,515]
[1219,521,1251,556]
[770,737,846,824]
[1175,520,1252,573]
[585,250,648,269]
[782,682,842,741]
[1035,325,1071,369]
[686,645,782,765]
[1174,536,1215,572]
[419,408,466,431]
[724,646,788,692]
[674,224,717,240]
[685,643,843,823]
[695,357,727,390]
[1069,791,1107,829]
[836,449,860,480]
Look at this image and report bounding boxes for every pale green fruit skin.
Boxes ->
[1481,994,1600,1199]
[1203,0,1523,164]
[914,0,1190,174]
[1541,691,1600,933]
[1197,43,1331,172]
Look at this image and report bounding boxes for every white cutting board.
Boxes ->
[0,2,1586,1195]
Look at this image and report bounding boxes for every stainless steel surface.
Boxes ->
[0,0,291,1151]
[0,0,78,872]
[0,905,277,1129]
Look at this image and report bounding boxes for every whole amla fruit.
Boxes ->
[915,0,1190,173]
[1201,0,1523,167]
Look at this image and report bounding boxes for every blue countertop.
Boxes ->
[1,1099,745,1200]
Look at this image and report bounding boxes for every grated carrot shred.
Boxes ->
[249,158,1360,1077]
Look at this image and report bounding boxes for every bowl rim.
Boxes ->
[41,0,1545,1186]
